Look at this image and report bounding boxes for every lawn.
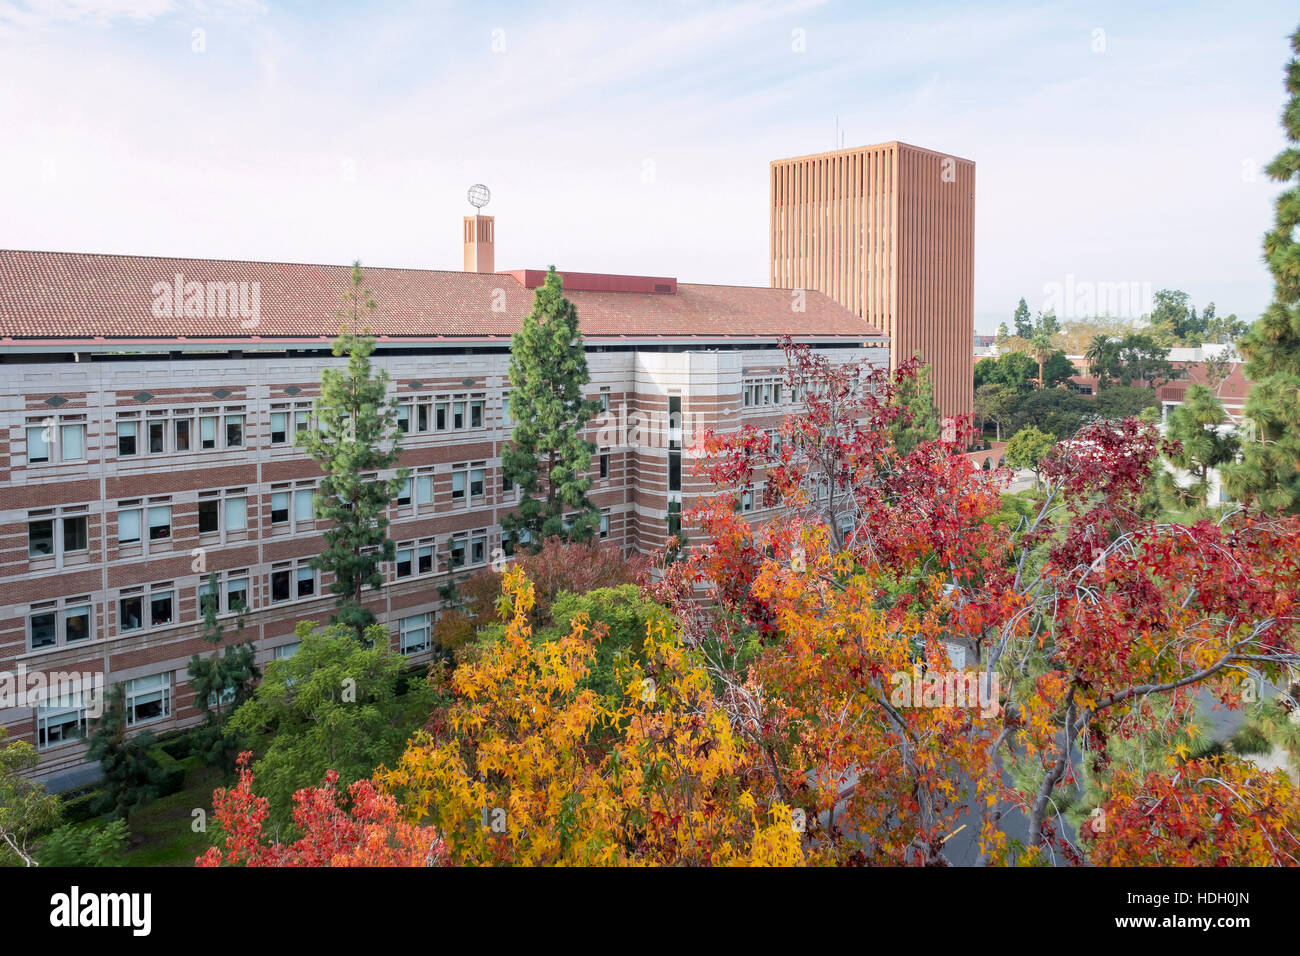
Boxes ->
[121,758,229,867]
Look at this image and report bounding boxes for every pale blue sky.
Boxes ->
[0,0,1295,332]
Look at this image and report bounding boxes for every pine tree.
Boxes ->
[501,267,602,550]
[1225,26,1300,512]
[298,262,408,636]
[1013,297,1033,338]
[1160,384,1239,511]
[186,572,259,769]
[889,356,941,455]
[87,685,165,824]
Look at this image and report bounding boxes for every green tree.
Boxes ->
[1041,350,1078,388]
[996,321,1011,345]
[1092,385,1159,421]
[1160,384,1239,511]
[0,727,61,866]
[1005,425,1056,488]
[1117,332,1174,387]
[1225,26,1300,513]
[1029,330,1055,386]
[501,266,602,549]
[224,621,438,829]
[1084,334,1120,388]
[298,262,408,636]
[974,382,1018,441]
[1013,297,1033,338]
[35,820,128,867]
[890,356,942,454]
[186,573,259,770]
[87,684,166,824]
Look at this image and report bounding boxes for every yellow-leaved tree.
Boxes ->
[382,566,802,866]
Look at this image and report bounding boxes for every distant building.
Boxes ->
[770,141,975,422]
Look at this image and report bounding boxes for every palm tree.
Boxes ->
[1084,334,1116,388]
[1030,330,1054,387]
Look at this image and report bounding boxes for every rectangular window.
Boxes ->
[200,415,217,449]
[399,613,431,655]
[295,489,314,522]
[451,470,466,501]
[118,509,141,545]
[227,575,249,613]
[397,478,412,506]
[470,468,485,498]
[417,543,434,575]
[174,417,191,451]
[296,566,314,598]
[225,496,247,532]
[396,405,410,434]
[150,589,174,627]
[453,402,465,429]
[117,420,138,456]
[600,513,610,539]
[271,569,291,602]
[599,390,610,413]
[28,519,54,557]
[416,474,434,506]
[273,642,300,661]
[148,419,166,454]
[450,535,466,568]
[470,400,484,428]
[668,451,681,492]
[667,500,682,537]
[270,412,288,444]
[198,499,219,534]
[225,414,244,448]
[125,673,171,726]
[60,423,86,461]
[27,426,50,463]
[436,402,448,430]
[395,546,413,578]
[600,450,609,479]
[471,532,486,566]
[29,609,56,650]
[119,594,143,632]
[271,491,290,524]
[295,409,311,434]
[37,694,89,749]
[147,506,171,542]
[62,515,88,554]
[64,603,91,643]
[417,403,430,432]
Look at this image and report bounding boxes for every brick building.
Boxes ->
[0,233,887,786]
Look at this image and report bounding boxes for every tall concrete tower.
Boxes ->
[770,141,975,422]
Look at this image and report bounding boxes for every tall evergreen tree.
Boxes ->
[889,356,941,454]
[298,262,408,636]
[87,685,165,824]
[186,572,259,770]
[501,266,602,549]
[1013,297,1033,338]
[1160,384,1239,511]
[1225,26,1300,512]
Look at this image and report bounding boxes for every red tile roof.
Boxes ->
[0,250,883,343]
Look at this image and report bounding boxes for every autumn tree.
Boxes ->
[654,336,1300,866]
[501,266,602,550]
[382,567,802,866]
[199,752,446,867]
[1225,25,1300,513]
[298,262,407,636]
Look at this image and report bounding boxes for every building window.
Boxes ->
[175,413,192,451]
[124,673,171,726]
[26,416,86,465]
[416,470,434,507]
[417,541,435,575]
[398,613,431,655]
[271,561,316,603]
[198,489,249,538]
[225,413,245,448]
[395,545,413,578]
[435,401,448,431]
[117,418,138,456]
[200,414,218,449]
[470,399,484,428]
[453,400,466,430]
[449,534,466,569]
[470,466,485,499]
[667,500,682,537]
[200,571,249,616]
[273,642,300,661]
[470,530,487,566]
[119,583,174,633]
[270,411,289,444]
[451,468,466,502]
[600,512,610,539]
[599,389,610,413]
[396,477,412,507]
[28,509,89,560]
[37,694,90,749]
[148,504,172,542]
[599,449,610,479]
[668,451,681,492]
